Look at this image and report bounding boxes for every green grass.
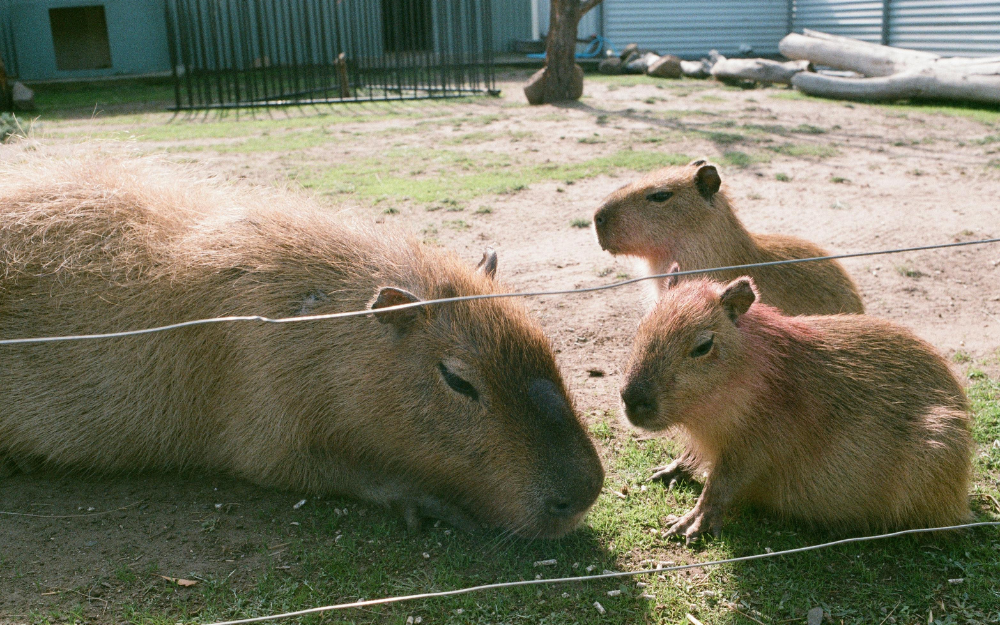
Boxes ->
[768,143,839,159]
[87,374,1000,624]
[292,149,690,205]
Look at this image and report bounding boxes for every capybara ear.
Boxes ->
[369,286,426,330]
[689,158,707,167]
[663,261,681,289]
[476,247,498,280]
[719,277,757,321]
[694,164,721,200]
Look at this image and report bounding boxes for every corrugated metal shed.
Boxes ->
[889,0,1000,56]
[602,0,789,58]
[792,0,884,43]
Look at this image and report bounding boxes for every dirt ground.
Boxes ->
[2,71,999,622]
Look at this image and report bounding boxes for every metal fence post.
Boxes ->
[881,0,892,46]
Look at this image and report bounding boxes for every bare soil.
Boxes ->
[2,70,998,622]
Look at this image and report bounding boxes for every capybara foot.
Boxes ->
[648,457,694,489]
[396,495,480,533]
[665,504,722,544]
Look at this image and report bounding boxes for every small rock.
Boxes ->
[422,552,430,559]
[598,57,623,75]
[607,589,621,597]
[647,55,682,79]
[293,499,307,509]
[534,559,557,567]
[948,578,964,584]
[587,367,606,377]
[12,82,35,112]
[561,592,570,598]
[593,601,606,615]
[680,60,711,78]
[406,617,414,625]
[586,565,596,572]
[807,606,824,625]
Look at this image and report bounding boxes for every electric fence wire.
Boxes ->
[2,237,998,346]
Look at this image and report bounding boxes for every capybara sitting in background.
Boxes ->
[593,160,864,315]
[619,271,971,542]
[0,152,604,538]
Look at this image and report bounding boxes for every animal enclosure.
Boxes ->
[165,0,498,110]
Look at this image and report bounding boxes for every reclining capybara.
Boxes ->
[619,270,972,542]
[593,160,865,315]
[0,152,604,538]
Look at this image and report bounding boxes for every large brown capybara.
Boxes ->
[593,160,865,315]
[619,270,972,542]
[0,152,604,538]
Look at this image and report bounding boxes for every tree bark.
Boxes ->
[710,59,812,85]
[525,0,603,104]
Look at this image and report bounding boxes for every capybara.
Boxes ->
[0,152,604,538]
[593,160,865,315]
[620,270,972,542]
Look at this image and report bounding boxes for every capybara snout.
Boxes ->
[0,152,603,539]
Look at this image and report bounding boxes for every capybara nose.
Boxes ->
[621,382,657,425]
[546,496,575,518]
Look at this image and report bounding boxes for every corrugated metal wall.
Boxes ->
[491,0,531,53]
[792,0,1000,56]
[791,0,884,42]
[889,0,1000,56]
[0,3,17,78]
[602,0,789,58]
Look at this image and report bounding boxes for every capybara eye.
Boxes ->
[689,335,714,358]
[646,191,673,203]
[438,362,479,402]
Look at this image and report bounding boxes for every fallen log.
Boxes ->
[711,58,812,85]
[780,30,938,77]
[781,30,1000,104]
[792,68,1000,104]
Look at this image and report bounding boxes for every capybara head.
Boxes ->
[593,159,722,256]
[358,253,604,539]
[620,268,757,431]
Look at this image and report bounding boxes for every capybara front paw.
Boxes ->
[648,458,692,489]
[665,507,721,544]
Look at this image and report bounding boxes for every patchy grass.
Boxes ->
[292,149,690,205]
[52,374,999,624]
[768,142,839,159]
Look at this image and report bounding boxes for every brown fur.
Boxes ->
[593,161,865,315]
[0,152,604,538]
[620,276,972,541]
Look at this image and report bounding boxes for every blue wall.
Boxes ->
[7,0,171,81]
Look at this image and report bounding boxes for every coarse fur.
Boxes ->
[620,275,972,542]
[0,152,604,539]
[593,160,865,315]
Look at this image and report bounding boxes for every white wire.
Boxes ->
[203,521,1000,625]
[2,237,998,346]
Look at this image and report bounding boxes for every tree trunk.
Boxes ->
[710,59,812,85]
[792,68,1000,104]
[541,0,581,103]
[524,0,603,104]
[780,30,940,77]
[780,30,1000,104]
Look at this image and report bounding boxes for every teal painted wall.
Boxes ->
[7,0,170,81]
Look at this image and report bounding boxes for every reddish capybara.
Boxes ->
[593,160,864,315]
[620,270,972,542]
[0,152,603,538]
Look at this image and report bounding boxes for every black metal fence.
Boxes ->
[165,0,497,110]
